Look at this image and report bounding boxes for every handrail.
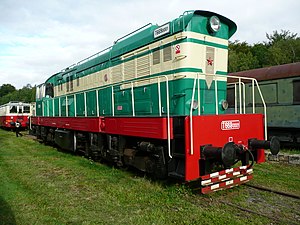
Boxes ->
[66,96,68,117]
[42,102,44,117]
[74,94,77,117]
[111,86,114,116]
[189,73,268,155]
[131,83,135,116]
[254,80,268,140]
[96,90,99,117]
[228,81,246,114]
[59,98,61,117]
[158,77,162,116]
[181,10,195,30]
[189,74,198,155]
[77,46,112,65]
[214,75,218,115]
[84,92,87,117]
[114,23,152,44]
[61,46,113,73]
[52,99,55,117]
[227,74,267,139]
[197,73,200,115]
[252,80,255,114]
[116,74,178,159]
[162,75,172,159]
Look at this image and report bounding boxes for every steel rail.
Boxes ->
[245,183,300,200]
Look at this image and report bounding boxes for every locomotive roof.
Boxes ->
[44,10,236,85]
[0,101,31,107]
[229,62,300,81]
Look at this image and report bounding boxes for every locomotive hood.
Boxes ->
[193,10,237,38]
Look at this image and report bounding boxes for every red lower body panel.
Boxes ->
[184,114,265,181]
[31,116,173,139]
[104,117,173,139]
[32,116,102,133]
[0,116,29,128]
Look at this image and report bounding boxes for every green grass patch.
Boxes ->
[0,129,299,224]
[279,148,300,155]
[252,162,300,195]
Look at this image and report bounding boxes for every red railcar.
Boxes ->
[0,102,33,129]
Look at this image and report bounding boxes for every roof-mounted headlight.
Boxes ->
[208,16,221,33]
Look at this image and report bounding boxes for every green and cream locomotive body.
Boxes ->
[36,11,234,118]
[32,10,279,194]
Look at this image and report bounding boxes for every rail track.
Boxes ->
[244,183,300,200]
[188,182,300,224]
[217,183,300,224]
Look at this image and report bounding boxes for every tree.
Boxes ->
[0,84,36,105]
[0,84,16,97]
[266,30,297,46]
[229,30,300,72]
[251,43,270,67]
[228,41,259,72]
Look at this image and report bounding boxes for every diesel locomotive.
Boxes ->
[31,10,279,194]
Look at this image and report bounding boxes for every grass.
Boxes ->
[252,161,300,195]
[0,129,299,224]
[279,148,300,155]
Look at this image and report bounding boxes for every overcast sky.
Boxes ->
[0,0,299,89]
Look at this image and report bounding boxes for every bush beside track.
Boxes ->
[0,129,299,225]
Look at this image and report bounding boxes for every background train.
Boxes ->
[228,62,300,146]
[0,101,33,129]
[30,10,279,194]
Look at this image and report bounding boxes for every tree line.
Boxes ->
[0,84,36,105]
[0,30,299,105]
[229,30,300,72]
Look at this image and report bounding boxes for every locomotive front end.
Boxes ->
[184,114,280,193]
[178,11,280,193]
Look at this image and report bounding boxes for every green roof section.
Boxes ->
[191,10,237,38]
[44,10,237,85]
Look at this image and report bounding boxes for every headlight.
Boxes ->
[208,16,221,33]
[220,100,228,110]
[192,100,199,110]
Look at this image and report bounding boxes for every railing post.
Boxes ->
[162,75,172,159]
[74,94,77,117]
[52,99,55,117]
[254,80,267,140]
[41,102,44,117]
[59,98,61,117]
[158,78,162,116]
[239,78,242,114]
[96,90,99,117]
[190,75,197,155]
[197,73,201,115]
[131,82,135,116]
[234,83,237,114]
[66,96,68,117]
[252,79,255,113]
[242,83,246,114]
[46,101,49,116]
[214,75,218,115]
[84,92,87,117]
[111,86,114,116]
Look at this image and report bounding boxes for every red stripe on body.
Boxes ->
[31,116,173,139]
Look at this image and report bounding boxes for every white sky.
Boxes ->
[0,0,299,89]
